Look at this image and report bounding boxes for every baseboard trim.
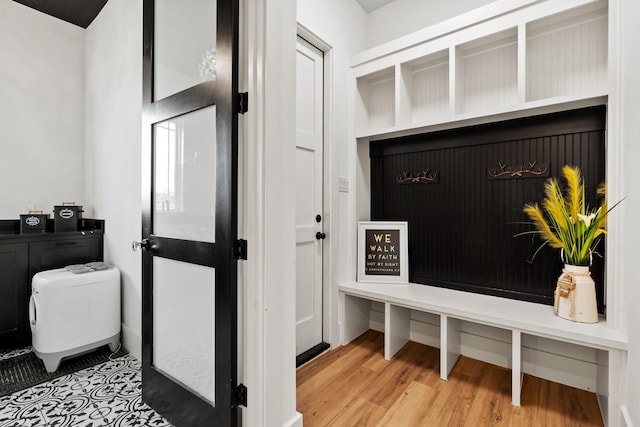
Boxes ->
[597,393,608,426]
[284,411,303,427]
[121,323,141,361]
[296,342,330,367]
[622,406,635,427]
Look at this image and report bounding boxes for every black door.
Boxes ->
[139,0,240,426]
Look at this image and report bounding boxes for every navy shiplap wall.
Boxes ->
[371,106,606,311]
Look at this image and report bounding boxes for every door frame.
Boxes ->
[240,1,300,424]
[296,25,335,349]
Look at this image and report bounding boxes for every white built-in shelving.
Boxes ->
[348,1,624,424]
[353,0,609,138]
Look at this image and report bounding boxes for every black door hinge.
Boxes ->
[238,92,249,114]
[234,383,247,407]
[235,239,248,260]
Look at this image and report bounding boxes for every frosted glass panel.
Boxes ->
[153,257,215,404]
[154,0,217,100]
[154,106,216,242]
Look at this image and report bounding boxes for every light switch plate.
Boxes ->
[339,177,350,193]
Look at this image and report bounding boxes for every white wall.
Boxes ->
[0,2,85,218]
[619,0,640,424]
[84,0,143,359]
[297,0,368,347]
[364,0,496,48]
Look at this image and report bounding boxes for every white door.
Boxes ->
[295,37,324,357]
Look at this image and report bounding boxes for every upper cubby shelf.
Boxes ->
[399,50,450,126]
[526,2,608,102]
[455,27,518,115]
[353,0,609,139]
[356,67,396,133]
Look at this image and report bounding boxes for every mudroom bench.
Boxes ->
[339,281,627,422]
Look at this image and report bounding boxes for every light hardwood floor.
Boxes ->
[296,330,603,426]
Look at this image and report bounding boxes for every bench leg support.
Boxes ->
[342,294,371,345]
[440,315,461,380]
[512,329,522,406]
[385,303,410,360]
[604,348,627,427]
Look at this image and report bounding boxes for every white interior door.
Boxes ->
[295,37,324,356]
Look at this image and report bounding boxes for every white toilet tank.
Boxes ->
[30,266,121,372]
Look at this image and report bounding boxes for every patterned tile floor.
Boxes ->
[0,348,173,427]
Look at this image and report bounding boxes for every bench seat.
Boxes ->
[339,280,628,422]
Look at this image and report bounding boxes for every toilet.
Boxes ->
[29,265,121,372]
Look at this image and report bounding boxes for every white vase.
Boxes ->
[553,264,598,323]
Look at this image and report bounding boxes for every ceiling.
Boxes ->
[13,0,108,28]
[356,0,396,13]
[14,0,395,28]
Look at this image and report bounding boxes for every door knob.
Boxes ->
[132,239,150,251]
[316,232,326,240]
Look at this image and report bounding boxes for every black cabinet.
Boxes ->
[0,243,28,345]
[0,222,104,349]
[29,235,103,277]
